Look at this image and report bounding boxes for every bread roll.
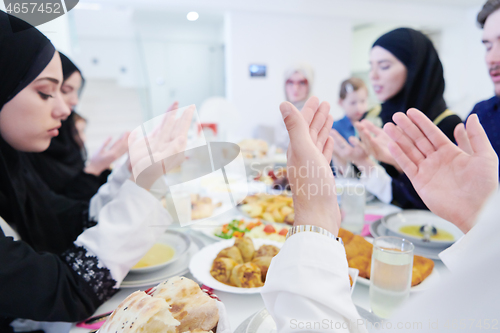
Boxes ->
[216,246,244,264]
[99,291,179,333]
[255,245,279,258]
[151,276,219,332]
[211,257,238,284]
[251,256,273,282]
[234,236,255,262]
[229,263,264,288]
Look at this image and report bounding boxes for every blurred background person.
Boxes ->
[332,77,369,141]
[331,28,463,208]
[275,63,314,151]
[467,0,500,178]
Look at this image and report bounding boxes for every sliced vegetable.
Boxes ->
[278,228,288,236]
[263,225,276,234]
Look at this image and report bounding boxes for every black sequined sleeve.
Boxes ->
[0,232,117,324]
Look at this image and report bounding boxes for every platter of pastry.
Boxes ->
[339,228,440,292]
[189,237,283,294]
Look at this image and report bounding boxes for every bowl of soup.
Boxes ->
[130,230,191,274]
[381,210,464,248]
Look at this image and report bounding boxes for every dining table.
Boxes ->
[69,198,449,333]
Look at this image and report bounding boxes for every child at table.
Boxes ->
[331,77,369,141]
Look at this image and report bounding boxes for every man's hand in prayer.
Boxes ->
[384,108,498,233]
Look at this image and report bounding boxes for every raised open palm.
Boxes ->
[281,96,340,235]
[355,119,402,172]
[384,108,498,233]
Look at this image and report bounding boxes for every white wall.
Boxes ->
[441,6,494,119]
[225,11,352,138]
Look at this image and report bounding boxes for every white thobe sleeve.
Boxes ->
[88,161,132,220]
[75,180,171,286]
[261,232,368,333]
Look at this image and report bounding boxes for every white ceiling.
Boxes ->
[387,0,485,7]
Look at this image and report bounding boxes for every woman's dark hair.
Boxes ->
[477,0,500,28]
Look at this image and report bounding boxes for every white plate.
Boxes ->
[189,238,358,294]
[189,238,283,294]
[130,230,191,274]
[121,233,203,288]
[196,218,288,243]
[381,210,463,248]
[370,219,445,260]
[241,305,381,333]
[355,237,441,292]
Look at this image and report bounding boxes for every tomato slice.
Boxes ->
[278,228,288,236]
[263,225,276,234]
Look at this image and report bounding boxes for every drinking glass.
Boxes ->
[369,236,414,319]
[339,181,365,234]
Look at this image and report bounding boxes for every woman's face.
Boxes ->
[0,52,70,152]
[61,71,82,110]
[285,71,309,103]
[369,46,408,102]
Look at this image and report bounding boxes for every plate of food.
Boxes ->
[199,218,289,242]
[381,210,463,248]
[121,234,203,288]
[238,193,294,224]
[189,237,283,294]
[254,169,291,195]
[340,228,439,292]
[129,230,191,274]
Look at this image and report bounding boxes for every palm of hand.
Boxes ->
[412,146,496,231]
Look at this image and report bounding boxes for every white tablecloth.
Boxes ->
[70,201,447,333]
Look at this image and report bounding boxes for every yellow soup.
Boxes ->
[399,225,455,242]
[132,243,175,269]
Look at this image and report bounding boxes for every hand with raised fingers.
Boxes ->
[355,120,402,172]
[329,129,374,173]
[85,132,131,176]
[128,105,195,190]
[384,108,498,233]
[281,96,341,236]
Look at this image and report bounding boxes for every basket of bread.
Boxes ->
[99,276,230,333]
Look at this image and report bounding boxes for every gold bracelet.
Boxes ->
[286,225,343,245]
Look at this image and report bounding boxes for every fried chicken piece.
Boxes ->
[344,235,373,261]
[411,255,434,286]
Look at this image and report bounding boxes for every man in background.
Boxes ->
[469,0,500,176]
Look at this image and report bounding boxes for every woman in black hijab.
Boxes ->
[28,53,128,201]
[366,27,462,136]
[331,28,462,209]
[0,11,174,331]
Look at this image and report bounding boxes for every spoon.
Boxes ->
[419,224,437,242]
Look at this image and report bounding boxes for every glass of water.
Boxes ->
[339,180,365,234]
[369,236,414,319]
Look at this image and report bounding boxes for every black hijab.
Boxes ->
[29,53,87,193]
[0,11,87,253]
[373,28,447,125]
